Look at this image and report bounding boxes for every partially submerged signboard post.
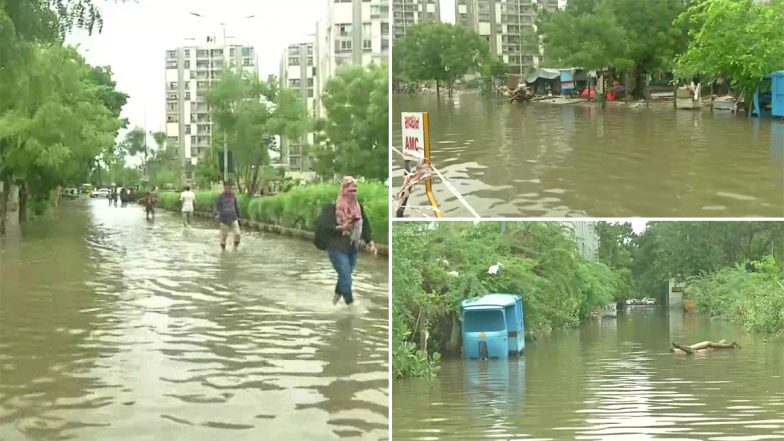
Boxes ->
[397,112,441,217]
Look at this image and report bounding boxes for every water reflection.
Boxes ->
[392,93,784,217]
[393,307,784,440]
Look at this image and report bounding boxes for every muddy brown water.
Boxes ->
[0,199,389,440]
[392,306,784,440]
[392,93,784,217]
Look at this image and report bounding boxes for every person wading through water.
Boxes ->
[144,190,157,221]
[180,185,196,227]
[314,176,377,305]
[214,181,241,252]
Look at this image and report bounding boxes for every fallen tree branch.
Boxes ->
[671,340,741,354]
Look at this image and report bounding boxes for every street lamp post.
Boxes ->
[189,12,256,184]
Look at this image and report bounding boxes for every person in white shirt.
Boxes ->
[180,186,196,227]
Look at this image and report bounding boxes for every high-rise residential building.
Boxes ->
[165,36,258,168]
[455,0,558,74]
[563,221,599,260]
[315,0,390,118]
[392,0,440,39]
[279,38,317,172]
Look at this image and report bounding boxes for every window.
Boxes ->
[307,88,314,97]
[166,61,177,69]
[338,24,352,36]
[463,310,505,332]
[242,47,251,56]
[191,135,197,144]
[229,48,235,57]
[338,40,352,51]
[288,56,299,65]
[307,78,314,87]
[166,50,176,59]
[168,136,178,143]
[166,114,178,122]
[197,50,208,58]
[306,57,313,65]
[363,39,372,50]
[185,49,190,57]
[167,103,177,111]
[184,60,190,69]
[169,82,177,89]
[243,58,252,66]
[289,79,301,87]
[168,93,177,100]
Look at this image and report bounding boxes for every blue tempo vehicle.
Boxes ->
[461,294,525,360]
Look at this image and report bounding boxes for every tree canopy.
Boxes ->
[674,0,784,96]
[393,22,492,96]
[311,63,388,181]
[207,68,309,194]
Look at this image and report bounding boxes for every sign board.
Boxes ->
[401,112,428,160]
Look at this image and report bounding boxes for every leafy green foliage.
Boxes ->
[392,222,625,378]
[155,183,388,244]
[674,0,784,96]
[538,0,687,97]
[0,44,123,208]
[311,64,388,181]
[393,22,491,94]
[687,256,784,335]
[207,69,309,194]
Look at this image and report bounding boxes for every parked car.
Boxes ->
[91,188,110,198]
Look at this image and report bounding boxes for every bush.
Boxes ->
[156,183,388,244]
[687,256,784,335]
[392,222,626,378]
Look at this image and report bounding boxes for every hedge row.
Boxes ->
[156,183,388,244]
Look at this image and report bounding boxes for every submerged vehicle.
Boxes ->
[461,294,525,360]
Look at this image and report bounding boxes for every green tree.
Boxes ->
[674,0,784,99]
[311,64,388,181]
[394,22,490,98]
[539,0,687,99]
[0,44,122,222]
[146,131,182,189]
[208,69,308,195]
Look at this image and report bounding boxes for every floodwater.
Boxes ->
[393,307,784,440]
[0,199,389,440]
[392,93,784,217]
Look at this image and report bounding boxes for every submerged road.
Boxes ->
[0,198,389,440]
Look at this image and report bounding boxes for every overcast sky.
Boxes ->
[67,0,323,138]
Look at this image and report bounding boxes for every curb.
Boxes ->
[183,210,388,257]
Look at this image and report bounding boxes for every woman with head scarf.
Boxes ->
[315,176,377,305]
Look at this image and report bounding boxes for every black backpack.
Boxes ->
[313,203,332,250]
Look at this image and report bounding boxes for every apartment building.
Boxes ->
[392,0,440,39]
[164,36,258,167]
[315,0,390,118]
[279,39,317,172]
[563,221,599,260]
[455,0,558,74]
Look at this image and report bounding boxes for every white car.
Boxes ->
[91,188,110,198]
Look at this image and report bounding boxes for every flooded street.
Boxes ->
[393,307,784,440]
[0,199,389,440]
[392,93,784,217]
